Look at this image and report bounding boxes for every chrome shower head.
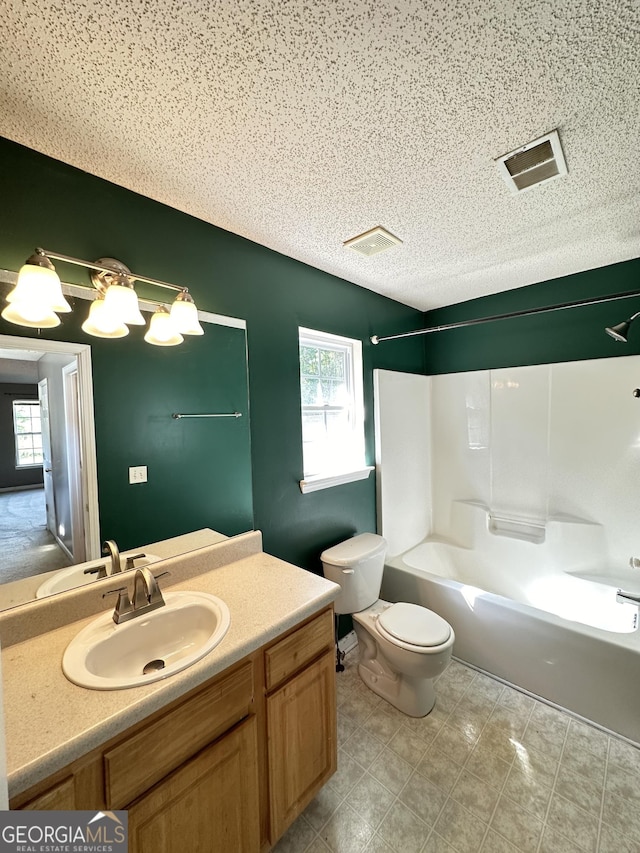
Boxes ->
[605,311,640,343]
[606,321,632,342]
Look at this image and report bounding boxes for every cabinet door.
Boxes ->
[128,716,260,853]
[267,650,337,841]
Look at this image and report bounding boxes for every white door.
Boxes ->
[63,364,86,563]
[38,378,56,537]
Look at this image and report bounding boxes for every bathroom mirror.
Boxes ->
[0,272,254,610]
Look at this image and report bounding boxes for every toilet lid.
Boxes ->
[378,602,451,647]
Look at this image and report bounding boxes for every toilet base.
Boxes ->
[357,658,436,717]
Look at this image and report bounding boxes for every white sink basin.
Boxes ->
[36,554,162,599]
[62,591,231,690]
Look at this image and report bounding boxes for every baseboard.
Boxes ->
[53,535,73,562]
[338,630,358,655]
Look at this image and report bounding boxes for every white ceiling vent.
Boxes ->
[496,130,568,194]
[344,226,402,257]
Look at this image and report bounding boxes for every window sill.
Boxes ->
[299,466,374,494]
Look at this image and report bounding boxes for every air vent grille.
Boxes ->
[496,130,567,194]
[504,140,553,176]
[344,226,402,257]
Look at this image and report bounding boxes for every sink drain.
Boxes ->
[143,659,166,675]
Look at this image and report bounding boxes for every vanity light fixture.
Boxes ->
[1,248,204,345]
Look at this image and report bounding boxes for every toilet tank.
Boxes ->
[321,533,387,615]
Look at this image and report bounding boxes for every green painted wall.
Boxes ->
[421,258,640,375]
[0,138,424,569]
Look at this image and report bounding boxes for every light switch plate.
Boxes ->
[129,466,148,484]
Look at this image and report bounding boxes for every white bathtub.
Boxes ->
[382,535,640,743]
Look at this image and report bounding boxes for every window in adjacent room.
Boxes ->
[12,400,43,468]
[298,327,370,491]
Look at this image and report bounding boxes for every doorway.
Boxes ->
[0,335,99,584]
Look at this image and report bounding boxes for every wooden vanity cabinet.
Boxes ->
[12,605,336,853]
[264,608,337,842]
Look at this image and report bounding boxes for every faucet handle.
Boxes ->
[124,552,146,571]
[102,586,134,624]
[102,586,127,598]
[153,571,171,582]
[84,563,108,579]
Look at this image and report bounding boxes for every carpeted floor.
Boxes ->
[0,488,71,583]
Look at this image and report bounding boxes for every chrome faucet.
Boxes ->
[103,567,169,624]
[102,540,121,575]
[133,567,166,611]
[616,589,640,606]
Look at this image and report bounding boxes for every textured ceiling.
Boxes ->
[1,1,639,311]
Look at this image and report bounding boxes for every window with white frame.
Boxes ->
[298,327,366,484]
[12,400,43,468]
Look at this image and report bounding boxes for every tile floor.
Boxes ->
[274,651,640,853]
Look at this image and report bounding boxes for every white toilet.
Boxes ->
[321,533,455,717]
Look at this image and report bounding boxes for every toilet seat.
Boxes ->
[376,602,451,649]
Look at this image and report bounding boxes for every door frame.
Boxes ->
[62,362,86,563]
[0,334,100,561]
[36,377,57,541]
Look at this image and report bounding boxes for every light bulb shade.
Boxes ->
[144,307,184,346]
[81,298,129,339]
[103,282,145,326]
[1,300,61,329]
[8,262,71,313]
[170,292,204,335]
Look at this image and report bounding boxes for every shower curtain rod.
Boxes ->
[370,287,640,345]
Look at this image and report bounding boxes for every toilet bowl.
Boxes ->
[352,599,454,716]
[321,533,454,717]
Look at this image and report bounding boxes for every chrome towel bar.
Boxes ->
[172,412,242,419]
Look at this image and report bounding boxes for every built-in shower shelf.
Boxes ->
[488,514,546,544]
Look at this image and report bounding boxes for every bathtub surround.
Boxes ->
[376,366,640,740]
[276,651,640,853]
[376,356,640,566]
[373,371,432,558]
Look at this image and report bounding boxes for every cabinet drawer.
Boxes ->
[265,608,333,692]
[20,777,76,811]
[104,659,254,808]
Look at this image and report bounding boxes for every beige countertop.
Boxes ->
[2,540,338,799]
[136,527,229,558]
